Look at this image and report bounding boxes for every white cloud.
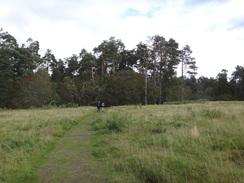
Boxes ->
[1,0,243,78]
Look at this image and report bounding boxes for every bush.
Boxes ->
[215,94,235,101]
[164,99,208,105]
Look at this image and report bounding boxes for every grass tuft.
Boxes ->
[201,108,224,119]
[91,114,128,133]
[106,114,128,133]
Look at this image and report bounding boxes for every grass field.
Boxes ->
[90,101,244,183]
[0,107,94,183]
[0,102,244,183]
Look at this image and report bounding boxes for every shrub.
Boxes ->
[215,94,235,101]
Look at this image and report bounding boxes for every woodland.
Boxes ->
[0,28,243,108]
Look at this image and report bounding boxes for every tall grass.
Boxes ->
[0,107,94,183]
[91,101,244,183]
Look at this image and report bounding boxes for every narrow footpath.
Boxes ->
[38,113,108,183]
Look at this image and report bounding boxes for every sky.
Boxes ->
[1,0,243,78]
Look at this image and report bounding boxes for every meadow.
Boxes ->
[0,107,94,183]
[0,102,244,183]
[90,101,244,183]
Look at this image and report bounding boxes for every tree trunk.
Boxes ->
[112,60,116,74]
[181,57,184,101]
[101,60,104,77]
[159,69,162,104]
[91,67,95,85]
[145,65,148,105]
[153,55,157,86]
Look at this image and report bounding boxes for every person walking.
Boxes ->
[97,101,101,112]
[101,102,105,112]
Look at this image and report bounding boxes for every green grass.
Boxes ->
[0,107,94,183]
[90,101,244,183]
[1,102,244,183]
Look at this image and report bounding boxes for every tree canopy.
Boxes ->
[0,28,243,108]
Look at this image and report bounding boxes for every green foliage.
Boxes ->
[94,37,125,76]
[0,28,243,109]
[14,69,55,108]
[164,99,208,105]
[0,29,18,108]
[40,104,59,109]
[104,70,145,105]
[57,76,80,105]
[215,94,235,101]
[59,103,79,108]
[180,45,198,78]
[231,65,244,100]
[78,81,97,106]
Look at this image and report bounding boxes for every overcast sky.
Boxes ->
[1,0,243,78]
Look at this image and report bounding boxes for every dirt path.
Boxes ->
[38,113,108,183]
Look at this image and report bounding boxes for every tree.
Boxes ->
[41,49,57,72]
[26,38,41,68]
[51,59,65,83]
[195,76,217,100]
[185,76,198,99]
[79,81,96,105]
[231,65,244,100]
[165,77,192,101]
[94,37,125,76]
[148,35,165,87]
[136,42,150,105]
[14,69,55,108]
[104,70,144,105]
[179,45,197,100]
[0,29,18,108]
[13,47,35,79]
[150,35,180,103]
[216,69,231,99]
[180,45,197,78]
[58,76,79,105]
[119,49,137,71]
[78,48,96,82]
[64,54,79,80]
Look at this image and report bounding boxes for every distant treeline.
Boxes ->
[0,28,243,108]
